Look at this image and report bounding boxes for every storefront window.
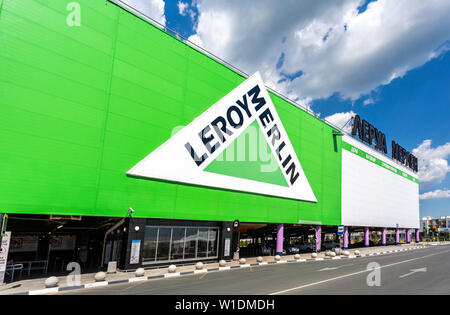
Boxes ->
[170,227,186,260]
[143,225,219,264]
[184,228,198,259]
[207,229,218,257]
[197,228,209,258]
[156,227,171,261]
[143,227,158,262]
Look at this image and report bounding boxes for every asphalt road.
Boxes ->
[57,245,450,295]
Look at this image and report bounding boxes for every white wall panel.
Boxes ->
[342,135,419,228]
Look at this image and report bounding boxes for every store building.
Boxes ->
[0,0,420,277]
[421,216,450,235]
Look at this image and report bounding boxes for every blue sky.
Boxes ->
[126,0,450,218]
[164,0,197,39]
[314,49,450,218]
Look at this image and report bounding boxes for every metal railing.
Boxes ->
[10,260,49,277]
[5,263,23,282]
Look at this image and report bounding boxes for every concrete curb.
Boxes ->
[10,245,432,295]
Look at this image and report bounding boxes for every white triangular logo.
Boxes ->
[127,72,317,202]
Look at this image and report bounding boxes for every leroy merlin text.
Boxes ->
[184,84,300,185]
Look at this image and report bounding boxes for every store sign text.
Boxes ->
[351,115,418,172]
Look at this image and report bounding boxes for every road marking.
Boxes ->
[84,282,109,288]
[194,269,207,274]
[39,245,433,295]
[318,267,339,271]
[164,273,181,278]
[29,287,59,295]
[128,277,147,282]
[318,264,354,272]
[269,249,450,295]
[399,267,427,278]
[120,279,149,292]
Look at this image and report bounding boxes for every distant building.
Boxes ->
[421,216,450,234]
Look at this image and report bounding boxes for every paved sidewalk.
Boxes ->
[0,241,446,295]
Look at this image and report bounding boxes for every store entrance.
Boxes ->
[4,214,121,283]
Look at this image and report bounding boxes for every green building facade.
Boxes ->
[0,0,342,226]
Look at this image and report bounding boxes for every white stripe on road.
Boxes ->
[399,267,427,278]
[194,269,208,274]
[269,249,450,295]
[84,281,109,288]
[164,273,180,278]
[29,287,59,295]
[128,277,147,282]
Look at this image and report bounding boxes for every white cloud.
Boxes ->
[178,1,197,22]
[412,140,450,187]
[189,0,450,102]
[123,0,166,26]
[187,33,204,48]
[363,98,374,106]
[420,189,450,200]
[324,111,356,133]
[178,1,188,16]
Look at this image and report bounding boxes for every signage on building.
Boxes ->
[0,214,7,237]
[224,238,231,257]
[127,72,317,202]
[10,235,39,253]
[130,240,141,264]
[351,115,418,172]
[351,115,387,154]
[0,232,11,285]
[392,141,418,172]
[49,235,76,251]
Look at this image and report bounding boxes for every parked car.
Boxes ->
[285,244,300,254]
[261,245,272,255]
[349,240,375,248]
[298,242,314,252]
[322,240,341,250]
[252,244,271,256]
